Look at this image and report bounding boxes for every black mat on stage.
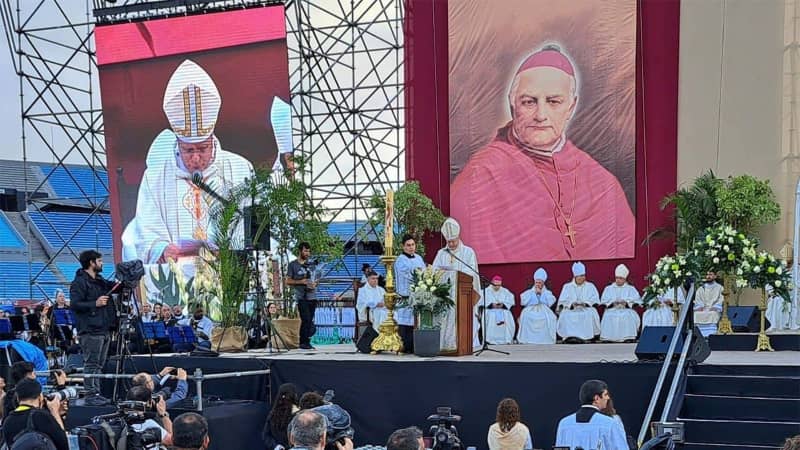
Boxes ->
[65,400,268,450]
[269,359,669,449]
[709,333,800,351]
[101,355,270,402]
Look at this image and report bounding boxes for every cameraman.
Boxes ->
[70,250,118,406]
[132,367,188,408]
[2,378,69,450]
[126,385,174,448]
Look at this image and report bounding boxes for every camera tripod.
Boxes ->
[110,287,143,401]
[244,248,289,353]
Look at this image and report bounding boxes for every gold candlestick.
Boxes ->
[371,190,403,354]
[671,286,680,325]
[755,287,774,351]
[717,276,734,335]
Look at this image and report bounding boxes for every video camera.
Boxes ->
[72,400,162,450]
[428,407,462,450]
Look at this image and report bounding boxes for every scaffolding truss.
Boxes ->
[3,0,404,298]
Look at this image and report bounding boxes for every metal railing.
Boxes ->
[637,283,697,447]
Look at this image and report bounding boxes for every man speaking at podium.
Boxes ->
[432,218,482,352]
[122,59,254,267]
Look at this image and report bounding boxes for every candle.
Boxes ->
[385,190,394,254]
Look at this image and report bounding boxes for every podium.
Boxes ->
[442,271,478,356]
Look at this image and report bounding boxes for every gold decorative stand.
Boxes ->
[755,287,774,352]
[717,277,734,335]
[370,190,404,354]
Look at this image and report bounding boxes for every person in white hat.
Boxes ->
[599,264,641,342]
[556,262,601,342]
[123,59,254,267]
[518,267,557,344]
[432,217,482,351]
[475,275,516,345]
[642,284,685,329]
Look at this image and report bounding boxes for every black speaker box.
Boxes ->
[727,306,760,332]
[356,326,378,354]
[635,326,710,363]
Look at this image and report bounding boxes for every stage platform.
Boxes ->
[94,342,798,450]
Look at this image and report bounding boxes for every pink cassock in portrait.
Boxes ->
[450,45,635,264]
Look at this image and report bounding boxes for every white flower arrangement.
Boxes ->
[644,253,698,306]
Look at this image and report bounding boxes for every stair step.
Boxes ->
[680,418,800,447]
[687,374,800,399]
[682,394,800,422]
[693,364,800,378]
[680,444,781,450]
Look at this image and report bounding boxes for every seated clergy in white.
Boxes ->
[356,271,387,332]
[765,284,794,332]
[557,262,601,342]
[599,264,641,342]
[643,285,685,328]
[475,275,516,344]
[555,379,629,450]
[518,268,558,344]
[694,271,723,337]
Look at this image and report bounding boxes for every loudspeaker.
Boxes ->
[727,306,759,332]
[635,326,710,363]
[243,206,271,251]
[356,326,378,354]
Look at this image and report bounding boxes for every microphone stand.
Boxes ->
[444,248,509,356]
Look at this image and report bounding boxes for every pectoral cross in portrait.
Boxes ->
[563,218,576,248]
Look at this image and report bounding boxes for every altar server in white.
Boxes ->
[694,271,724,336]
[476,276,515,344]
[356,271,387,332]
[599,264,641,342]
[518,268,557,344]
[555,379,629,450]
[394,234,427,351]
[765,285,796,332]
[432,218,482,351]
[643,286,685,328]
[123,59,254,268]
[557,262,601,342]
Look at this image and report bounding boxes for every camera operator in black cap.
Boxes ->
[70,250,119,406]
[2,378,69,450]
[126,385,174,448]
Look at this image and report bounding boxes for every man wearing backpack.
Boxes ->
[1,378,68,450]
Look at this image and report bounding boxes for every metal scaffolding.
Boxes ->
[3,0,404,297]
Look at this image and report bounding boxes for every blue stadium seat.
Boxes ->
[0,262,62,300]
[0,213,24,248]
[28,211,113,251]
[38,164,108,203]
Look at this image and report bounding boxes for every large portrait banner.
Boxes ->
[449,0,637,264]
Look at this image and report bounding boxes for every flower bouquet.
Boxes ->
[693,225,757,276]
[643,253,698,307]
[400,265,453,330]
[740,251,792,303]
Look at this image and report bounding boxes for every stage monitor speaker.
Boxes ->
[727,306,759,332]
[356,326,378,354]
[243,206,271,251]
[635,326,710,363]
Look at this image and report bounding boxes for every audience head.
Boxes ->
[11,361,35,384]
[173,304,184,316]
[154,303,162,315]
[602,395,617,417]
[367,271,379,287]
[127,384,153,404]
[299,391,326,410]
[54,289,66,305]
[386,426,424,450]
[288,410,327,450]
[579,379,610,409]
[161,307,173,320]
[361,263,371,274]
[14,378,43,405]
[132,372,155,391]
[265,383,300,445]
[192,304,206,320]
[783,435,800,450]
[173,412,210,450]
[266,302,279,317]
[495,398,521,432]
[142,303,152,314]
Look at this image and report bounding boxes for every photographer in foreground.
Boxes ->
[2,378,68,450]
[132,367,188,408]
[3,361,68,419]
[126,385,174,448]
[70,250,118,406]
